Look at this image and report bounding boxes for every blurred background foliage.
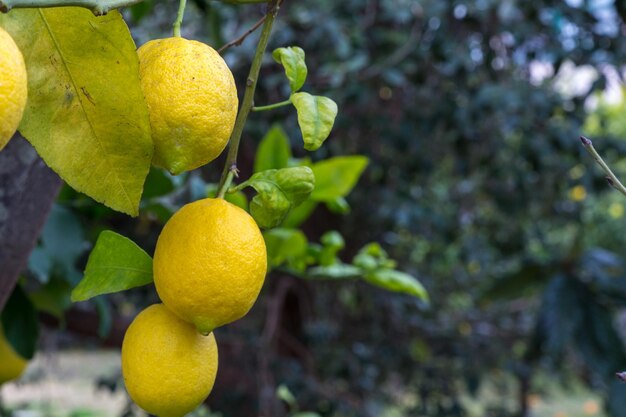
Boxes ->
[9,0,626,416]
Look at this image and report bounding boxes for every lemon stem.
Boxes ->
[173,0,187,37]
[252,98,292,112]
[217,0,281,193]
[580,136,626,197]
[217,167,236,199]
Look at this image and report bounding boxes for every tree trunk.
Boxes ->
[0,134,62,310]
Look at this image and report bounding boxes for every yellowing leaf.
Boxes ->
[292,92,338,151]
[0,8,153,216]
[273,47,308,92]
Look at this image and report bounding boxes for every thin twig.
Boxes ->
[218,15,267,54]
[580,136,626,197]
[217,166,237,199]
[0,0,143,15]
[252,98,291,112]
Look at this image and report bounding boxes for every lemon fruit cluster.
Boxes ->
[137,37,238,175]
[0,26,28,151]
[123,34,266,417]
[122,199,266,417]
[0,326,28,385]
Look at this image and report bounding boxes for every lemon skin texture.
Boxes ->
[0,326,28,385]
[137,37,238,175]
[121,304,218,417]
[0,26,27,151]
[153,198,267,334]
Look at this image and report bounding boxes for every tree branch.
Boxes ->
[0,0,144,15]
[580,136,626,197]
[0,135,62,310]
[217,0,281,192]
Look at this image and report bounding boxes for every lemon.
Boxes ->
[121,304,218,417]
[137,37,238,175]
[0,26,27,151]
[0,326,28,385]
[153,198,267,333]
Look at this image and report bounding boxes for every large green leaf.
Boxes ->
[272,46,308,92]
[0,8,153,216]
[234,167,315,229]
[292,92,338,151]
[1,285,39,360]
[254,125,292,173]
[311,156,369,201]
[71,231,153,302]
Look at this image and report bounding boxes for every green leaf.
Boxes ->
[321,231,345,249]
[254,125,292,173]
[142,168,176,200]
[0,8,153,216]
[272,47,308,92]
[28,204,87,285]
[326,196,351,214]
[319,231,345,266]
[310,156,368,201]
[291,414,322,417]
[29,278,72,319]
[1,285,39,359]
[276,384,297,408]
[71,231,153,302]
[235,167,315,229]
[353,243,396,270]
[308,264,362,280]
[264,228,308,269]
[292,92,338,151]
[282,200,318,228]
[364,269,429,301]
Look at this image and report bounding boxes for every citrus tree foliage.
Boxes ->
[6,0,626,416]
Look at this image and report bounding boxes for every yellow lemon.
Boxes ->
[153,198,267,333]
[121,304,218,417]
[0,326,28,385]
[0,26,27,151]
[137,37,238,175]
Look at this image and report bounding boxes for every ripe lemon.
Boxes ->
[0,26,27,151]
[121,304,218,417]
[137,37,238,175]
[153,198,267,333]
[0,326,28,385]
